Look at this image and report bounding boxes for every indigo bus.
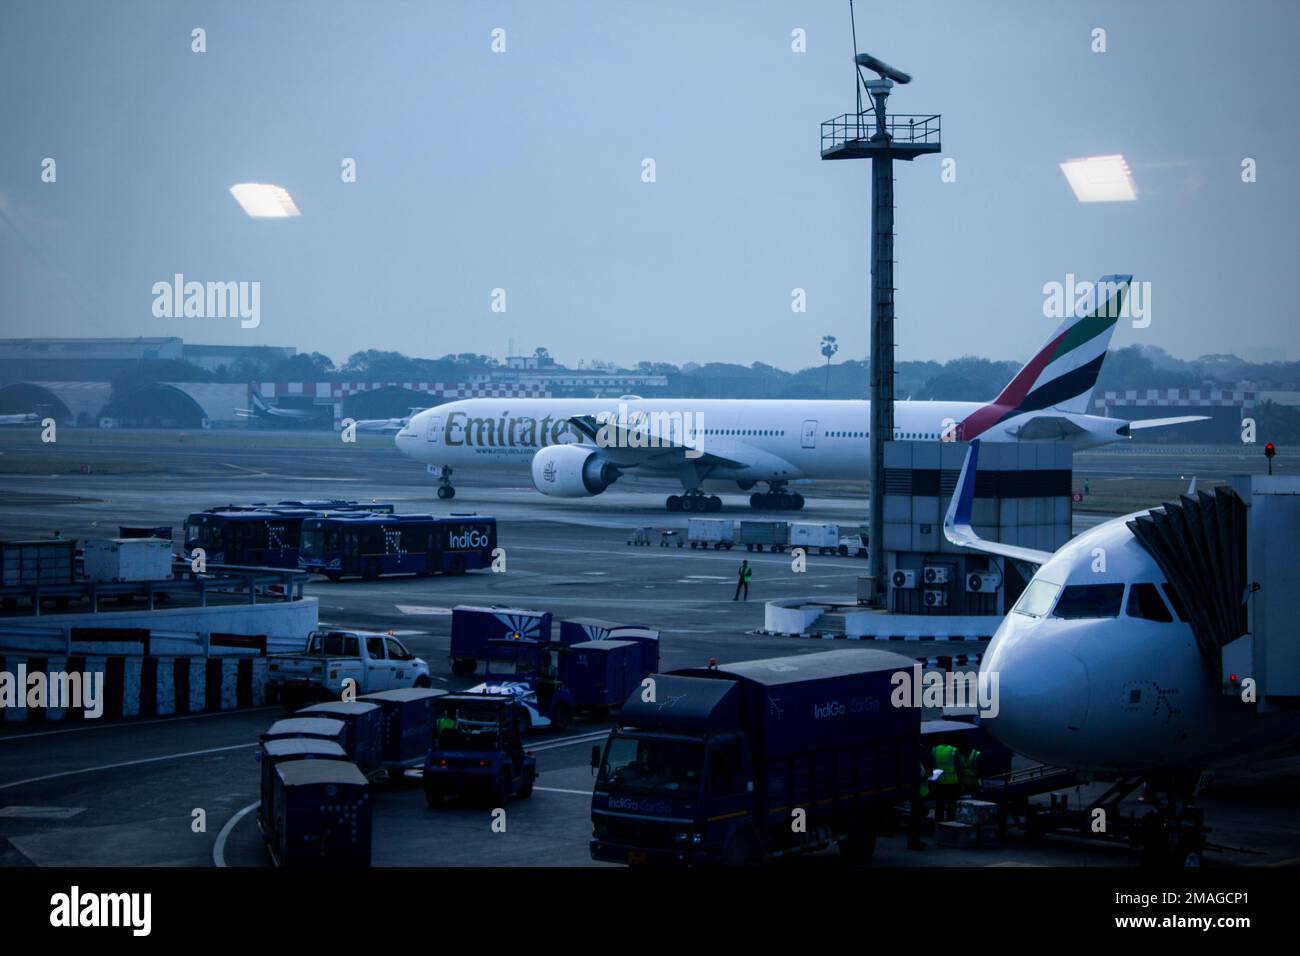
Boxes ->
[298,513,498,580]
[182,501,395,569]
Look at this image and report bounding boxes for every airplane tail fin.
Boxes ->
[959,275,1131,439]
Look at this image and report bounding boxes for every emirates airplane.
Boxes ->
[395,275,1204,512]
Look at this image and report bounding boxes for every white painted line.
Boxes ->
[529,730,610,752]
[213,800,259,868]
[0,806,86,819]
[395,605,453,616]
[535,787,592,796]
[0,742,257,792]
[0,707,278,743]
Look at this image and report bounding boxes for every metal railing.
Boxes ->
[821,112,941,152]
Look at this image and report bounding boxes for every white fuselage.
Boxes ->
[395,397,1127,484]
[980,516,1300,774]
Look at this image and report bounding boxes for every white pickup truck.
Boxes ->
[267,629,431,704]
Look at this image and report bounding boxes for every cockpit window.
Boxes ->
[1160,583,1189,622]
[1013,579,1062,617]
[1126,583,1173,623]
[1052,583,1124,619]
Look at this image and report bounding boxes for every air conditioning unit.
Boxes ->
[966,572,1002,593]
[891,569,917,589]
[923,566,950,585]
[923,589,949,608]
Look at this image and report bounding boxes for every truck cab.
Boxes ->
[268,629,431,705]
[424,694,537,806]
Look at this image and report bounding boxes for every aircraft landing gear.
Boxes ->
[749,483,804,512]
[666,491,722,513]
[431,466,455,500]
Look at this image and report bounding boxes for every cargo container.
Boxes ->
[82,537,174,583]
[257,738,349,839]
[561,640,641,714]
[449,605,552,677]
[296,701,384,774]
[260,717,349,750]
[687,518,737,550]
[739,520,788,553]
[591,648,921,866]
[788,522,840,554]
[560,619,660,680]
[358,687,446,768]
[270,759,372,867]
[0,539,75,587]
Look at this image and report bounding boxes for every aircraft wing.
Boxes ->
[1005,415,1089,442]
[565,414,745,469]
[1119,415,1210,434]
[943,439,1055,568]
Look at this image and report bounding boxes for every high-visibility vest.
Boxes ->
[962,749,982,787]
[919,764,930,799]
[742,567,752,582]
[932,744,958,786]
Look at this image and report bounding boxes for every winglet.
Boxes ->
[943,440,1055,567]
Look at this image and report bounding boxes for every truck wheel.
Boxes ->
[838,545,848,556]
[721,831,761,867]
[362,559,381,581]
[837,830,877,865]
[518,770,535,799]
[424,781,447,808]
[413,675,431,689]
[451,658,477,678]
[550,701,572,732]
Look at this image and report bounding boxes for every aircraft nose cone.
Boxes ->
[979,616,1090,766]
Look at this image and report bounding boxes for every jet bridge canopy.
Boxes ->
[1127,487,1248,674]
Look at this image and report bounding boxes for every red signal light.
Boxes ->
[1264,442,1276,459]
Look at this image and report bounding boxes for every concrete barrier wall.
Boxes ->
[0,651,271,722]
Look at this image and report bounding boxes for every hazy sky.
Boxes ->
[1,0,1297,370]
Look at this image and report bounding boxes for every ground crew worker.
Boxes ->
[930,740,961,822]
[960,743,983,797]
[733,560,753,601]
[436,706,458,742]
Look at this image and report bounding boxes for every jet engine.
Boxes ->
[530,444,621,497]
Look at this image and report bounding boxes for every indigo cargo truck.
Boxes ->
[270,759,372,867]
[561,640,641,715]
[449,605,552,677]
[296,701,384,774]
[359,687,446,771]
[590,648,921,866]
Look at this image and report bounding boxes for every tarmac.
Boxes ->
[0,429,1295,867]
